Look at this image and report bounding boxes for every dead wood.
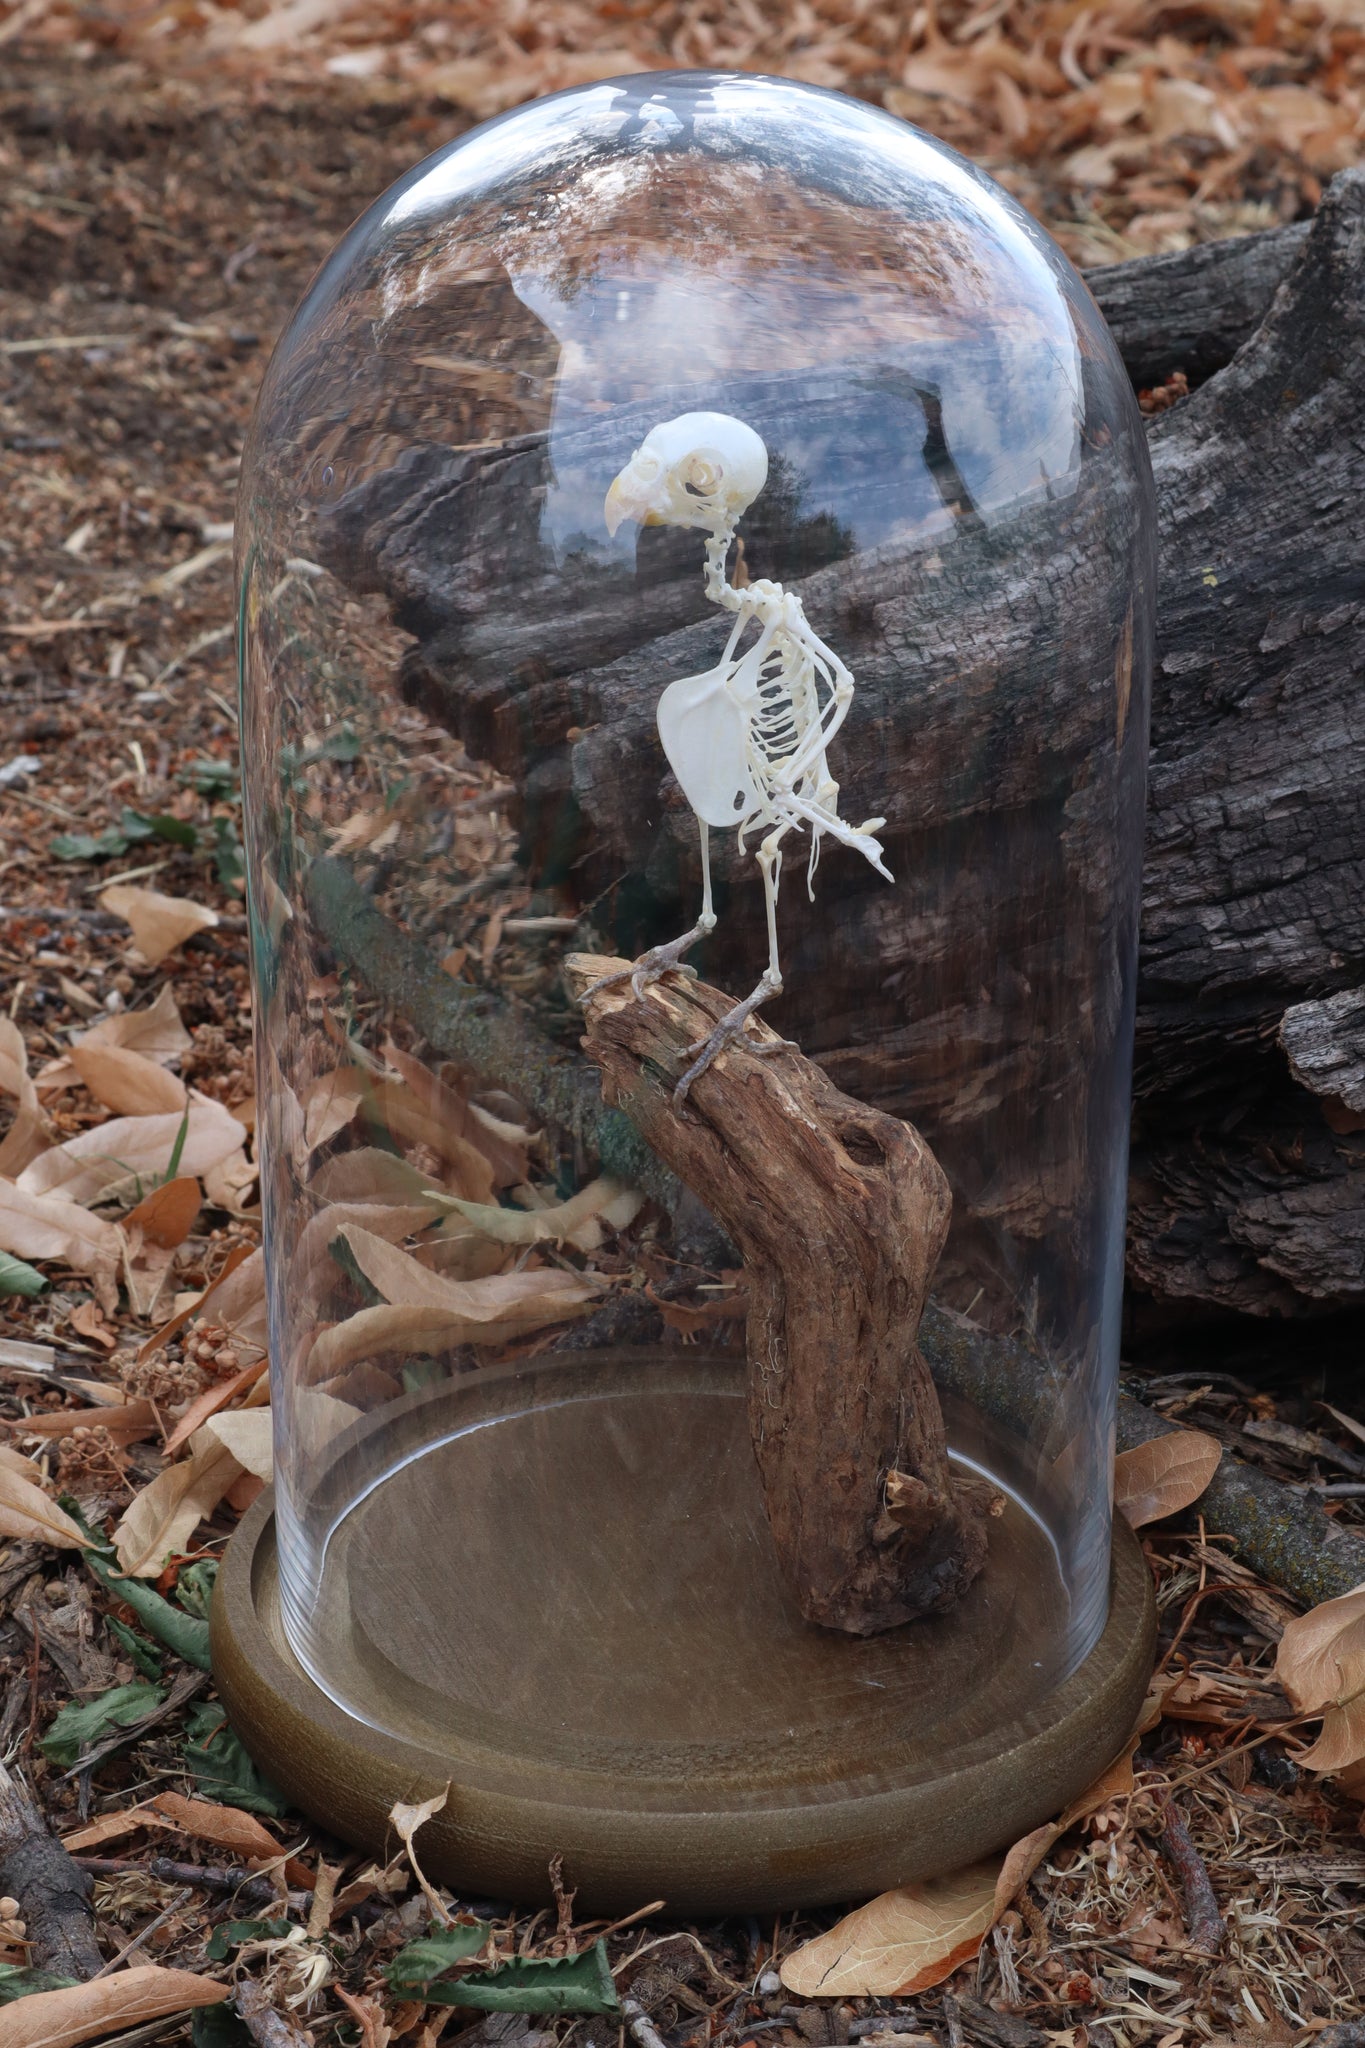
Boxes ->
[1085,221,1309,390]
[564,953,993,1634]
[234,1976,313,2048]
[308,171,1365,1327]
[0,1757,103,1980]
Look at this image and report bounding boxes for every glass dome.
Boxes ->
[226,70,1156,1911]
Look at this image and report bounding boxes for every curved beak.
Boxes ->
[604,462,663,538]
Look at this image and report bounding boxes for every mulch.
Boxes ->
[2,13,1365,2048]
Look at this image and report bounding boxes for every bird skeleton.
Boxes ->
[592,410,892,1099]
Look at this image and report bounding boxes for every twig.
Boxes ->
[621,1996,671,2048]
[73,1854,309,1911]
[1144,1769,1226,1955]
[234,1975,313,2048]
[61,1667,209,1778]
[91,1885,193,1978]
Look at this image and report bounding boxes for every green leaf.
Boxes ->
[386,1923,492,1991]
[0,1250,46,1297]
[120,808,197,850]
[175,1557,219,1620]
[192,2001,253,2047]
[106,1616,163,1680]
[211,815,244,885]
[390,1936,620,2015]
[185,758,239,798]
[41,1681,164,1767]
[163,1106,191,1183]
[61,1498,213,1671]
[204,1917,295,1961]
[49,828,130,861]
[0,1964,80,2003]
[184,1702,288,1816]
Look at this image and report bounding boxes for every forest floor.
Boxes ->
[2,11,1365,2048]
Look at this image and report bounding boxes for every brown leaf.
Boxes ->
[36,987,192,1095]
[446,1177,641,1251]
[0,1179,121,1311]
[0,1015,54,1175]
[1113,1429,1222,1528]
[112,1427,244,1577]
[68,1300,116,1351]
[99,883,219,967]
[146,1790,282,1860]
[1275,1581,1365,1771]
[0,1462,92,1549]
[16,1094,244,1206]
[123,1175,202,1250]
[60,1806,155,1853]
[69,1041,187,1117]
[780,1861,1000,1996]
[0,1963,227,2048]
[202,1405,272,1479]
[163,1354,268,1456]
[7,1397,158,1446]
[139,1242,260,1364]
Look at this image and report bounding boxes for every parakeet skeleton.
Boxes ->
[591,410,892,1099]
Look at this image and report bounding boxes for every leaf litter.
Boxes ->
[0,10,1364,2047]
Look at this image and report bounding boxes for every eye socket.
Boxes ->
[683,455,721,497]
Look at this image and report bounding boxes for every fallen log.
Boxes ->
[300,173,1364,1327]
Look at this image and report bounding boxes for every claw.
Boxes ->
[674,972,782,1103]
[578,924,708,1007]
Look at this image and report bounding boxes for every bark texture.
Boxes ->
[564,953,994,1634]
[306,172,1365,1325]
[0,1759,102,1979]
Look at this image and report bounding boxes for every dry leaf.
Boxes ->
[112,1427,244,1577]
[309,1147,449,1206]
[335,1988,392,2048]
[37,986,192,1094]
[202,1405,273,1480]
[146,1790,282,1860]
[16,1093,244,1206]
[140,1243,264,1365]
[0,1462,92,1550]
[164,1355,268,1457]
[0,1015,53,1175]
[389,1786,453,1927]
[123,1175,202,1250]
[69,1041,187,1117]
[381,1043,528,1187]
[202,1146,258,1215]
[446,1177,642,1251]
[60,1806,155,1853]
[99,883,219,966]
[307,1229,604,1377]
[0,1178,121,1311]
[300,1066,364,1154]
[362,1072,496,1204]
[1275,1581,1365,1772]
[1113,1429,1222,1528]
[68,1300,116,1351]
[7,1397,158,1446]
[0,1963,228,2048]
[781,1861,1001,1996]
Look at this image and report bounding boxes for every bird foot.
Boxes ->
[674,973,784,1104]
[579,926,707,1005]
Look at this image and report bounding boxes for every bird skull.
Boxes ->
[605,412,769,538]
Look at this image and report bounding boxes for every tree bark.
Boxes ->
[0,1759,103,1980]
[564,954,994,1634]
[309,173,1365,1328]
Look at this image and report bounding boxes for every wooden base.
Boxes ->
[211,1352,1155,1915]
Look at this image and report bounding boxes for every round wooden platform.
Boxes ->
[211,1352,1155,1914]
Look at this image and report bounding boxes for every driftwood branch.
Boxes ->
[565,953,994,1634]
[0,1758,102,1980]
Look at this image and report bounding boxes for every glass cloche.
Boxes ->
[217,70,1157,1914]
